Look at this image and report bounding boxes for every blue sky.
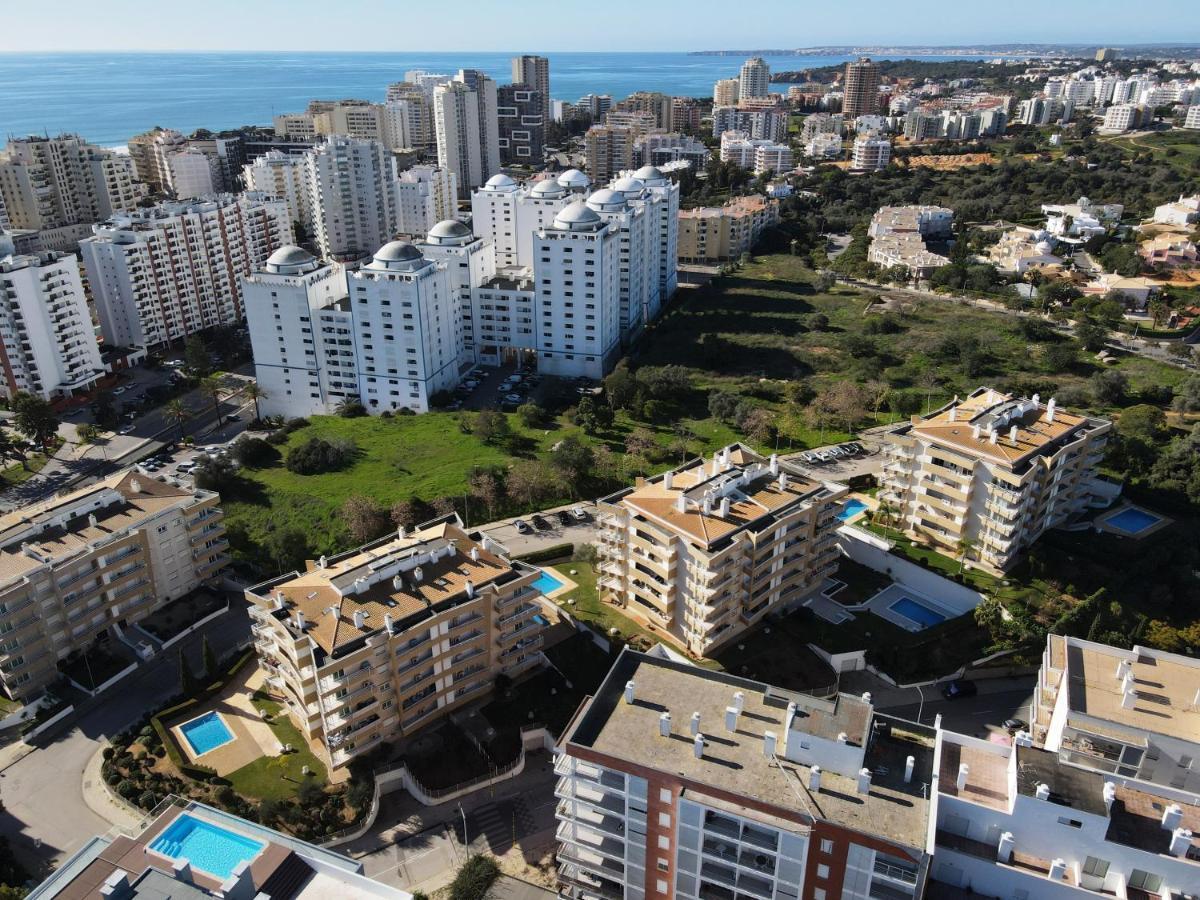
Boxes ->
[1,0,1195,52]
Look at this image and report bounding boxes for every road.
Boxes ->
[0,608,250,879]
[860,674,1037,742]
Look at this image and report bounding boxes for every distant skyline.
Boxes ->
[1,0,1197,53]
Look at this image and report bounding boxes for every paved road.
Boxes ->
[863,674,1037,742]
[0,608,250,879]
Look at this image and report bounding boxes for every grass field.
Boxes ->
[225,693,327,801]
[549,562,661,647]
[1099,129,1200,176]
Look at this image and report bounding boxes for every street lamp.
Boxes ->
[458,804,469,849]
[915,683,926,725]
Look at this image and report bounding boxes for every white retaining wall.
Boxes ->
[837,528,986,616]
[160,602,230,650]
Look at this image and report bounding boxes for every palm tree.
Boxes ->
[243,381,267,422]
[875,501,897,539]
[199,374,225,428]
[164,399,191,441]
[956,536,977,574]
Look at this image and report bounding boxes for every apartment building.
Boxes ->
[851,134,892,172]
[677,195,780,265]
[843,58,882,118]
[616,166,680,306]
[0,248,104,400]
[611,92,674,130]
[417,219,495,359]
[1016,95,1075,126]
[0,471,226,700]
[30,800,410,900]
[586,126,637,182]
[1185,105,1200,130]
[739,57,771,100]
[555,649,933,900]
[80,192,292,348]
[1042,196,1123,244]
[166,147,220,200]
[670,98,702,133]
[806,132,844,160]
[595,445,846,656]
[245,516,549,770]
[866,205,952,277]
[128,127,187,192]
[634,133,709,169]
[512,55,551,121]
[497,84,546,166]
[0,135,142,242]
[242,149,311,235]
[586,188,653,338]
[932,633,1200,898]
[434,74,501,197]
[711,107,788,143]
[1150,194,1200,228]
[384,83,435,151]
[713,78,740,108]
[878,387,1114,570]
[1100,104,1152,134]
[302,136,399,262]
[719,132,794,175]
[394,165,458,237]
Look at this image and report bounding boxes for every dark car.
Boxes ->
[531,514,552,531]
[555,510,573,526]
[941,680,978,700]
[1004,718,1028,734]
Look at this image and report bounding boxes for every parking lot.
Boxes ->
[450,362,596,413]
[784,439,884,483]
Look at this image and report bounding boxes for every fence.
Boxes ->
[24,704,75,741]
[160,601,231,650]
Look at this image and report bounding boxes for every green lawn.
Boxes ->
[549,562,661,648]
[225,693,328,801]
[1,449,54,486]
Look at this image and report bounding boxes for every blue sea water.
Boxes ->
[0,51,994,147]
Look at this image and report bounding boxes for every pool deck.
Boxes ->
[168,668,283,775]
[1093,502,1172,540]
[836,491,878,524]
[540,566,578,600]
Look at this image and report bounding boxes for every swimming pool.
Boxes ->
[533,571,564,595]
[837,499,869,521]
[889,597,947,628]
[178,711,235,757]
[1105,507,1161,535]
[149,814,264,879]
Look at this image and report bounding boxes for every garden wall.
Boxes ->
[837,527,986,615]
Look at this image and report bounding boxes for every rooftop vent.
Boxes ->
[1170,828,1193,858]
[857,768,872,795]
[690,711,701,736]
[1162,804,1183,831]
[130,478,142,493]
[1046,397,1057,423]
[809,766,822,792]
[413,566,424,583]
[469,547,479,562]
[663,471,674,490]
[957,763,969,791]
[1103,782,1117,811]
[904,755,915,783]
[294,611,306,630]
[1035,782,1051,801]
[465,580,475,598]
[397,526,407,539]
[719,497,730,518]
[384,613,394,632]
[624,680,636,704]
[353,609,366,629]
[1048,859,1067,882]
[725,706,739,732]
[763,730,777,758]
[693,733,705,759]
[997,832,1014,864]
[659,711,671,737]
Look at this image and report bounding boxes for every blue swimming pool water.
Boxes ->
[178,711,235,757]
[533,571,564,595]
[1106,508,1160,534]
[149,814,265,879]
[889,597,947,628]
[837,499,869,521]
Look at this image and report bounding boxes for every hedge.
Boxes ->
[515,543,574,565]
[449,855,500,900]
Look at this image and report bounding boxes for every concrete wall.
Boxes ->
[837,527,985,616]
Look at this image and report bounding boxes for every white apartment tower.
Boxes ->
[386,82,436,150]
[347,241,460,413]
[586,188,652,338]
[80,192,292,348]
[512,55,552,121]
[127,127,187,192]
[616,165,680,308]
[394,165,458,237]
[416,220,495,361]
[242,150,312,236]
[165,147,220,200]
[303,136,399,262]
[738,57,771,100]
[470,170,588,269]
[434,74,501,198]
[0,249,104,400]
[713,78,740,107]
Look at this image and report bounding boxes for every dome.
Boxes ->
[530,178,567,198]
[557,168,591,191]
[368,240,429,272]
[264,245,319,275]
[553,201,603,231]
[1035,240,1056,256]
[611,176,646,195]
[632,165,666,183]
[586,188,627,212]
[483,173,518,192]
[426,219,474,245]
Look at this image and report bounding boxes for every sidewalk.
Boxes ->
[81,743,143,833]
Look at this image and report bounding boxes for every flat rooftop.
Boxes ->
[1065,640,1200,745]
[1015,744,1108,817]
[563,651,934,850]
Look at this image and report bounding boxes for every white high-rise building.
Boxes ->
[404,70,452,95]
[0,249,103,400]
[739,57,771,100]
[416,219,495,361]
[586,188,652,338]
[852,134,892,171]
[395,165,458,236]
[242,150,311,235]
[615,165,680,309]
[165,147,219,200]
[1186,105,1200,130]
[80,192,291,349]
[434,73,501,198]
[303,136,399,262]
[127,127,187,192]
[719,131,794,174]
[471,170,587,269]
[471,172,523,267]
[348,241,461,413]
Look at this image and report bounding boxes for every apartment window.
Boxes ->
[657,812,671,828]
[820,839,833,854]
[657,835,670,850]
[658,787,673,804]
[812,891,826,900]
[655,881,668,895]
[657,859,669,872]
[1081,857,1110,879]
[1128,870,1162,892]
[816,864,829,880]
[1057,816,1082,828]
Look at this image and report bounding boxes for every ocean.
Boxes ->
[0,51,992,147]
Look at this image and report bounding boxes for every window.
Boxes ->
[1128,870,1162,892]
[813,891,826,900]
[1057,817,1082,828]
[657,859,669,872]
[820,839,833,854]
[659,788,673,804]
[657,835,670,850]
[1081,857,1110,878]
[656,880,668,895]
[816,864,829,880]
[657,812,671,828]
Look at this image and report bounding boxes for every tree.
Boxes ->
[285,436,355,474]
[468,468,503,520]
[10,392,59,448]
[550,436,594,493]
[1042,341,1079,372]
[1091,370,1129,406]
[391,496,434,530]
[198,374,225,428]
[341,495,390,544]
[1075,320,1110,352]
[708,391,740,423]
[602,365,639,410]
[243,381,267,421]
[815,271,836,292]
[574,395,613,434]
[624,427,658,460]
[506,459,558,507]
[179,649,197,696]
[516,403,546,428]
[75,422,100,445]
[336,397,367,418]
[184,334,210,376]
[956,536,976,574]
[265,528,311,572]
[471,409,510,446]
[230,436,277,468]
[201,635,217,679]
[1173,375,1200,413]
[739,408,777,446]
[193,454,239,491]
[164,398,191,441]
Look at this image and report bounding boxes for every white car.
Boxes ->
[504,393,523,403]
[572,506,590,522]
[112,386,128,395]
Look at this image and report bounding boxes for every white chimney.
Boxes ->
[397,525,407,539]
[659,711,672,737]
[294,611,306,630]
[957,763,969,791]
[988,429,998,445]
[972,425,981,440]
[274,592,286,610]
[721,448,731,468]
[1009,425,1018,443]
[354,576,367,594]
[719,497,730,518]
[1035,782,1051,801]
[862,691,872,704]
[809,766,822,792]
[470,547,479,562]
[986,389,996,404]
[87,513,98,528]
[624,680,636,705]
[1031,393,1040,406]
[690,711,701,736]
[1122,670,1135,694]
[857,768,872,795]
[997,832,1015,863]
[702,496,712,516]
[1103,782,1117,812]
[663,471,674,490]
[413,566,424,582]
[393,575,404,591]
[465,580,475,598]
[1162,804,1183,831]
[675,494,687,514]
[733,691,745,713]
[1116,658,1131,680]
[725,706,739,732]
[130,477,142,493]
[693,734,705,759]
[1048,859,1067,881]
[1170,828,1193,858]
[904,755,915,783]
[837,732,849,744]
[934,713,943,730]
[778,473,788,491]
[352,609,366,629]
[1121,688,1137,709]
[1046,398,1057,423]
[769,454,779,475]
[763,730,777,758]
[948,407,957,422]
[384,614,394,632]
[172,859,193,884]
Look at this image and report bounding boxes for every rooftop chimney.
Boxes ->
[393,575,404,591]
[675,494,687,514]
[1046,398,1057,423]
[837,732,849,744]
[465,580,475,598]
[130,477,142,493]
[986,389,996,404]
[1009,425,1018,443]
[294,611,306,630]
[470,547,479,562]
[957,763,969,791]
[624,680,636,705]
[693,734,705,759]
[1170,828,1193,858]
[1036,782,1051,801]
[948,407,957,422]
[1048,859,1067,882]
[857,768,872,795]
[719,497,730,518]
[778,473,789,491]
[274,592,286,610]
[1116,658,1131,680]
[1014,730,1033,747]
[988,429,998,445]
[861,691,872,704]
[1031,393,1040,406]
[702,496,712,517]
[88,513,97,527]
[413,566,424,582]
[763,730,777,758]
[384,613,394,632]
[397,525,407,539]
[725,706,739,732]
[1162,804,1183,831]
[1121,688,1137,709]
[904,755,915,783]
[353,609,366,629]
[1103,782,1117,812]
[809,766,822,792]
[733,691,745,714]
[663,471,674,490]
[972,425,981,441]
[659,711,672,737]
[997,832,1015,864]
[318,555,327,569]
[690,711,701,736]
[769,454,779,475]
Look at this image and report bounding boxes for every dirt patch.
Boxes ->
[906,153,995,170]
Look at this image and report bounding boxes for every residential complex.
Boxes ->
[738,57,771,100]
[867,205,953,278]
[30,800,410,899]
[713,78,740,108]
[585,126,637,182]
[594,445,846,656]
[1042,196,1123,244]
[850,134,892,172]
[497,84,546,166]
[245,516,549,771]
[677,195,780,264]
[711,107,788,143]
[0,471,226,701]
[878,387,1115,570]
[555,649,933,900]
[302,136,400,262]
[80,192,291,349]
[843,58,882,118]
[512,55,551,121]
[241,149,311,234]
[394,164,458,236]
[634,133,709,169]
[434,73,501,197]
[0,247,103,400]
[719,132,794,175]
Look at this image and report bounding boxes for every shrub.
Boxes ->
[106,772,123,786]
[285,436,356,475]
[450,855,500,900]
[138,792,158,810]
[102,746,116,760]
[231,436,278,468]
[516,543,574,564]
[116,779,139,800]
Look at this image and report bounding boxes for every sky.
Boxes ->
[1,0,1196,52]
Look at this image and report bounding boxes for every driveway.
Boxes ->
[0,607,251,878]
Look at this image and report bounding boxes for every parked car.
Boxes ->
[531,514,551,531]
[514,519,532,534]
[504,393,523,403]
[1003,718,1028,734]
[941,680,978,700]
[112,386,128,395]
[571,506,590,523]
[555,510,572,526]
